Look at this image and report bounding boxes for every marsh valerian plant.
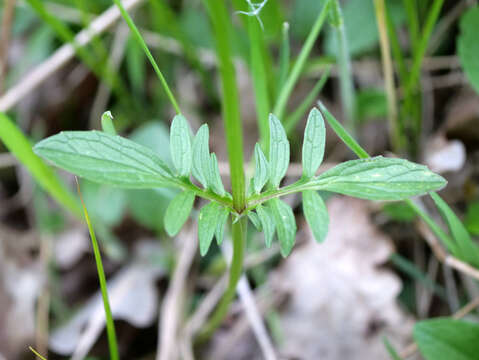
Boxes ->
[33,107,446,256]
[29,0,448,349]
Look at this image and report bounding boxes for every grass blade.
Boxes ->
[112,0,181,114]
[273,0,332,119]
[318,101,369,159]
[76,179,119,360]
[430,192,479,267]
[0,113,81,217]
[29,346,48,360]
[284,67,330,134]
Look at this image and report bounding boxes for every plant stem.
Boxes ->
[374,0,402,151]
[247,15,271,150]
[197,217,246,341]
[76,179,119,360]
[402,0,420,53]
[203,0,246,212]
[273,0,331,120]
[330,0,356,136]
[113,0,181,114]
[404,0,444,149]
[199,0,247,340]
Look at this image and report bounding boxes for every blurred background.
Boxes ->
[1,0,479,359]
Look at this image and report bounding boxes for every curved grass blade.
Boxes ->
[0,113,81,217]
[77,179,119,360]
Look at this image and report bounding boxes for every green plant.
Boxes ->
[25,0,448,345]
[33,105,446,334]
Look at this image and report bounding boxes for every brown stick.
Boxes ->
[0,0,16,94]
[157,224,198,360]
[0,0,145,112]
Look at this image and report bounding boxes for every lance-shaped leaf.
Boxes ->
[209,153,225,196]
[192,124,211,188]
[269,198,296,256]
[164,191,195,236]
[253,143,270,194]
[198,201,223,256]
[257,204,275,248]
[430,192,479,267]
[33,131,176,188]
[170,114,192,177]
[314,156,446,201]
[302,190,329,243]
[414,318,479,360]
[248,211,262,231]
[302,108,325,178]
[215,207,229,245]
[269,114,290,188]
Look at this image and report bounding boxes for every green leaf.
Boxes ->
[209,153,225,196]
[302,107,325,178]
[269,114,290,188]
[458,6,479,95]
[430,192,479,267]
[324,0,405,57]
[356,89,388,122]
[314,156,446,201]
[101,111,117,135]
[465,201,479,236]
[269,198,296,256]
[192,124,211,189]
[164,191,196,236]
[127,188,176,232]
[248,211,262,231]
[34,131,176,189]
[215,207,229,245]
[82,181,126,226]
[253,143,270,194]
[302,190,329,243]
[0,113,81,217]
[383,337,402,360]
[257,204,275,248]
[319,101,369,159]
[198,201,223,256]
[170,114,192,178]
[414,318,479,360]
[129,121,173,167]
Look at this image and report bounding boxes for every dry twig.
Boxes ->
[157,224,198,360]
[0,0,145,112]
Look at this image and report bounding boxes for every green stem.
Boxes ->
[198,0,247,340]
[113,0,181,114]
[203,0,246,212]
[374,0,402,151]
[197,218,246,341]
[402,0,420,53]
[77,180,119,360]
[273,0,331,120]
[404,0,444,141]
[330,0,356,136]
[247,15,271,150]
